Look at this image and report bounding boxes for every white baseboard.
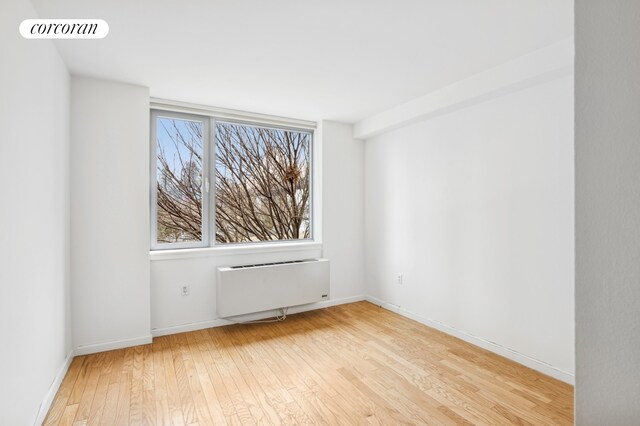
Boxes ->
[152,294,366,337]
[365,296,574,385]
[74,334,153,356]
[34,350,74,426]
[152,319,228,337]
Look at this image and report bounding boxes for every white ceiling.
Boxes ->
[32,0,572,122]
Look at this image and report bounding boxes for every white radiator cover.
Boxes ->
[216,258,330,318]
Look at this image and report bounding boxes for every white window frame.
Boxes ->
[150,102,316,251]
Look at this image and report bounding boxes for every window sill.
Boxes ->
[149,241,322,261]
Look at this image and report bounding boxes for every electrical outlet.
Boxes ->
[181,284,190,296]
[396,273,403,285]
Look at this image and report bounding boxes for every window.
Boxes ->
[152,113,208,247]
[151,109,313,250]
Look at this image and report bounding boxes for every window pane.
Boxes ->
[156,116,204,244]
[215,122,311,244]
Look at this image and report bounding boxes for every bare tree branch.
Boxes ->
[155,118,310,245]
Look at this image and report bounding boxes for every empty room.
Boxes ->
[2,0,639,424]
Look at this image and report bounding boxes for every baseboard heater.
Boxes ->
[216,258,330,318]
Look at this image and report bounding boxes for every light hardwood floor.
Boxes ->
[44,302,573,425]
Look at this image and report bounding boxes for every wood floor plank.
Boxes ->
[43,357,86,426]
[158,336,186,426]
[73,353,106,424]
[86,371,110,425]
[43,395,70,426]
[142,344,157,425]
[45,301,573,425]
[184,331,227,425]
[234,326,316,425]
[206,327,268,424]
[99,381,121,426]
[193,330,235,423]
[151,339,172,426]
[269,317,390,424]
[58,403,80,426]
[113,370,131,426]
[264,315,410,425]
[168,334,197,425]
[67,357,91,405]
[258,322,356,423]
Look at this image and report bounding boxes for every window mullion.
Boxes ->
[209,117,217,247]
[201,117,210,248]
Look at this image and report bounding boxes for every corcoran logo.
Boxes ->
[19,19,109,39]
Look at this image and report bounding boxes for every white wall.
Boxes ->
[71,77,151,353]
[0,0,71,423]
[151,246,321,332]
[150,120,364,332]
[364,75,574,380]
[575,1,640,423]
[321,121,365,300]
